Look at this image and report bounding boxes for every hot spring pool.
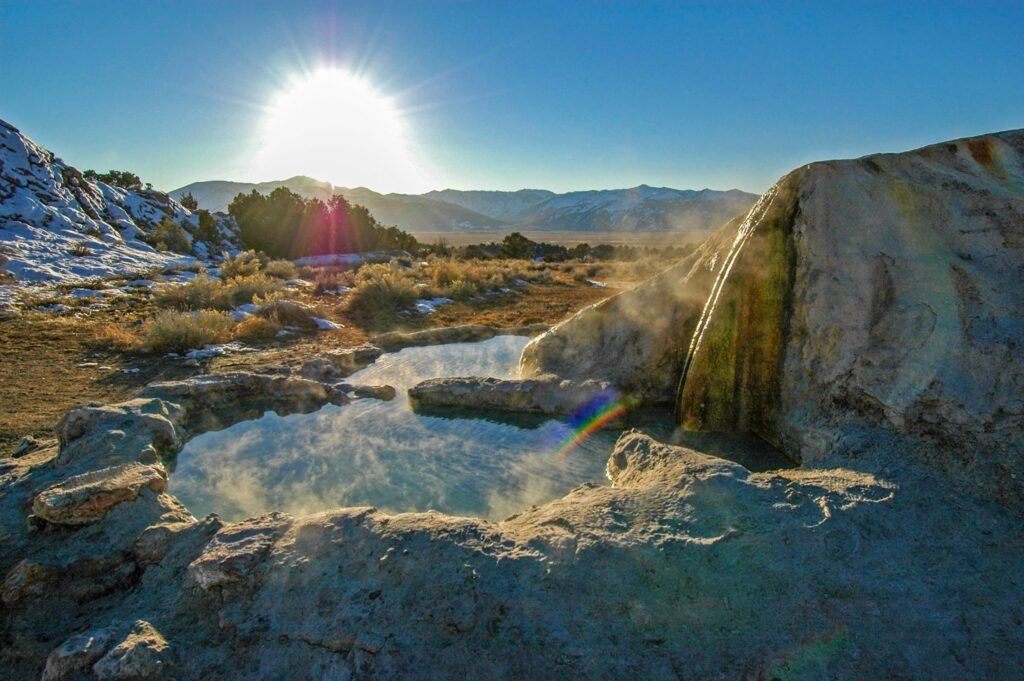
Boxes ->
[168,335,793,522]
[170,336,621,521]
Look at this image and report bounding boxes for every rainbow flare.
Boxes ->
[554,389,626,458]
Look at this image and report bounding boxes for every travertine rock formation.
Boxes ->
[523,130,1024,505]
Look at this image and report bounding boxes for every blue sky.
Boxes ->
[1,1,1021,194]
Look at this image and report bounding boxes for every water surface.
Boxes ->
[169,335,794,522]
[170,336,622,521]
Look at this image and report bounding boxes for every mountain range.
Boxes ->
[170,177,758,234]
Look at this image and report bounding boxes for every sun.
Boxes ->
[249,68,429,192]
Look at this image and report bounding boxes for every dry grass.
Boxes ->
[257,298,322,328]
[233,315,281,341]
[262,259,298,280]
[312,268,356,295]
[94,323,143,351]
[154,273,285,311]
[219,250,263,279]
[142,310,235,353]
[68,241,93,257]
[346,264,419,325]
[426,258,529,299]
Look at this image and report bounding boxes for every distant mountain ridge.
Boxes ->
[171,177,758,234]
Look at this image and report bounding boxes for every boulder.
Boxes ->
[299,344,383,381]
[523,129,1024,507]
[42,627,115,681]
[32,463,167,526]
[188,512,293,591]
[92,621,173,680]
[408,374,624,424]
[349,384,397,401]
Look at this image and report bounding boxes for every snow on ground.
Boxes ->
[0,119,238,285]
[311,316,342,330]
[414,297,453,314]
[180,342,253,360]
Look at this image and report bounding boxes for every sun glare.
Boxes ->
[250,68,428,192]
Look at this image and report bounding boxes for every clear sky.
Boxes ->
[2,1,1021,194]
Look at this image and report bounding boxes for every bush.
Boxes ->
[347,263,418,324]
[257,298,322,328]
[154,274,227,310]
[233,315,281,341]
[312,268,356,296]
[226,273,284,306]
[147,218,191,253]
[196,210,219,243]
[142,310,235,353]
[154,273,285,311]
[69,241,93,257]
[94,324,143,351]
[262,259,298,280]
[179,192,198,211]
[219,250,263,279]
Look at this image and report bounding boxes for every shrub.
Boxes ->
[445,278,479,301]
[179,192,199,211]
[233,315,281,341]
[94,324,143,351]
[226,273,284,306]
[219,250,263,279]
[257,298,321,328]
[312,268,356,296]
[142,310,235,353]
[347,263,418,324]
[147,218,191,253]
[262,259,298,280]
[155,274,227,310]
[69,241,93,257]
[195,210,219,243]
[155,273,285,311]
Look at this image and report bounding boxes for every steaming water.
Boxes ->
[169,336,627,521]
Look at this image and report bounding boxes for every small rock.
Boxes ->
[352,384,397,401]
[42,628,115,681]
[12,435,41,457]
[92,620,173,680]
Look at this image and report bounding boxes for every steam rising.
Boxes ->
[170,337,620,521]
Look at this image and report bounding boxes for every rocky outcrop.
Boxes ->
[0,119,240,283]
[299,344,384,380]
[42,627,115,681]
[92,621,173,680]
[32,463,167,526]
[409,375,623,424]
[523,129,1024,506]
[371,323,550,352]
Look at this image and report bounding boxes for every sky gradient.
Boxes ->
[2,1,1021,194]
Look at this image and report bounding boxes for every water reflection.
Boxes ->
[169,336,794,522]
[170,336,621,521]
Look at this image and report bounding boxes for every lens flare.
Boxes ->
[553,389,626,458]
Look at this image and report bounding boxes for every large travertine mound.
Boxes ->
[522,130,1024,505]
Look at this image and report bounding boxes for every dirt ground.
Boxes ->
[0,275,620,456]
